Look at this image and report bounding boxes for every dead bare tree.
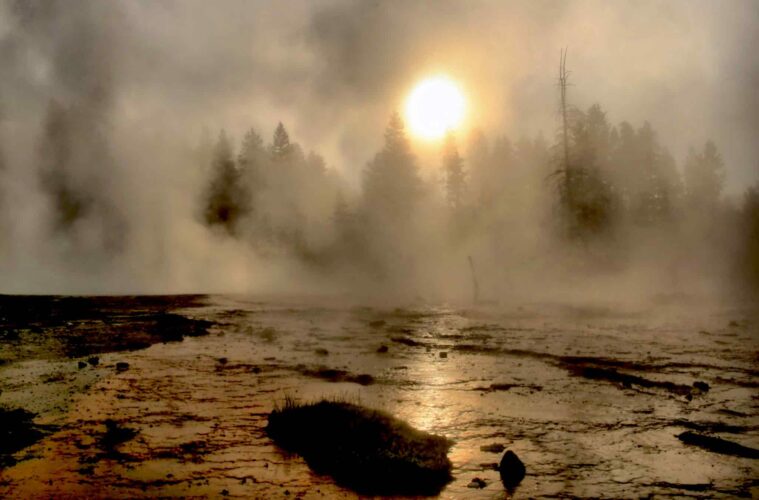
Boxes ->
[468,255,480,304]
[558,48,574,228]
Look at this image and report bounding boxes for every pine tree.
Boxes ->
[628,122,681,225]
[466,128,490,206]
[552,98,616,239]
[238,128,265,169]
[306,151,327,174]
[270,122,293,161]
[237,127,265,222]
[741,182,759,294]
[38,100,92,228]
[362,112,420,221]
[203,130,250,234]
[684,140,725,210]
[442,132,465,211]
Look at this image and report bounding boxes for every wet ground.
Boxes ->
[0,294,757,498]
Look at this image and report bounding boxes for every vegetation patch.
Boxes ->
[98,419,138,459]
[566,365,696,396]
[0,407,55,468]
[677,431,759,459]
[266,399,453,495]
[0,295,212,362]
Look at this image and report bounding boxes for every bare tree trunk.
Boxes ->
[468,255,480,304]
[560,48,570,175]
[558,48,573,236]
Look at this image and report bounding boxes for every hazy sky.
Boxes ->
[1,0,757,190]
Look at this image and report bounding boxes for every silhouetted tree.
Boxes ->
[202,130,250,234]
[684,140,725,211]
[551,53,618,240]
[627,122,681,225]
[239,127,265,169]
[466,128,490,204]
[740,182,759,295]
[331,191,363,257]
[551,99,617,239]
[237,127,265,211]
[38,100,93,228]
[442,132,465,211]
[306,151,326,174]
[270,122,293,161]
[362,112,420,221]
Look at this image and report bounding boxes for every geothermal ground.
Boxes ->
[0,294,757,498]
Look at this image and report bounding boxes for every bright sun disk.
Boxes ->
[405,76,466,140]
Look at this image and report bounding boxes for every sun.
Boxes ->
[405,76,466,140]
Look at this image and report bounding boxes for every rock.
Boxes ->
[78,361,88,369]
[439,352,448,358]
[354,374,375,386]
[218,357,228,365]
[376,345,389,353]
[115,362,130,372]
[499,450,525,488]
[315,348,329,356]
[692,381,710,392]
[480,443,505,453]
[467,477,487,488]
[87,356,100,366]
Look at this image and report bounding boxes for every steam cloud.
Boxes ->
[0,0,756,301]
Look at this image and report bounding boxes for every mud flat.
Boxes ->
[0,295,757,498]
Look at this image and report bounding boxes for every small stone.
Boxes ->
[693,381,710,392]
[467,477,487,489]
[439,351,448,358]
[480,443,505,453]
[499,450,525,488]
[78,361,88,369]
[218,357,228,365]
[115,362,130,372]
[315,348,329,356]
[376,345,389,353]
[221,489,229,496]
[354,374,374,386]
[87,356,100,366]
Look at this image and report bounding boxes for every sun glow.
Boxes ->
[404,76,466,140]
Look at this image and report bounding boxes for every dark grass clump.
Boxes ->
[266,399,453,495]
[99,419,138,459]
[677,431,759,459]
[0,407,54,468]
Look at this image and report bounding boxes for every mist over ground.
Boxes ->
[0,0,756,302]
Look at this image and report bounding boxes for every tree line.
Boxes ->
[19,62,759,299]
